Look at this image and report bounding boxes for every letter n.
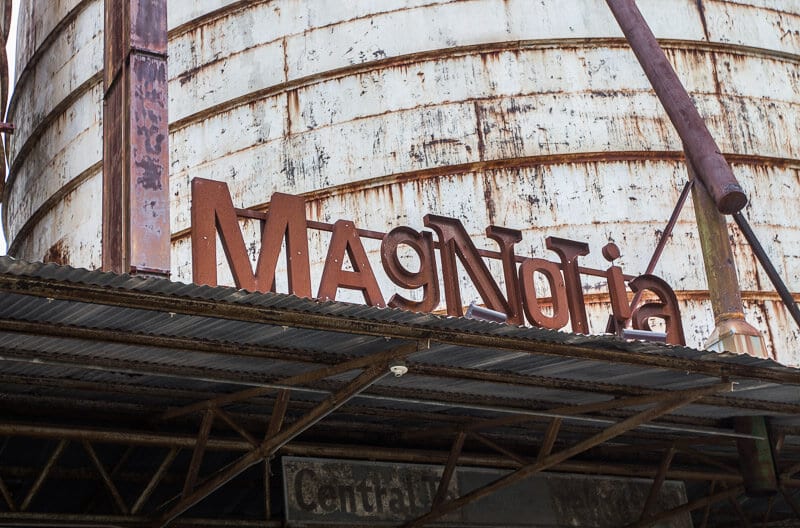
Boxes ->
[191,178,311,296]
[424,215,516,319]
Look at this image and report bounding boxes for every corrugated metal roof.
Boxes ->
[1,254,799,443]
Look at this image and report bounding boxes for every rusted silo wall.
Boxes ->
[4,1,800,362]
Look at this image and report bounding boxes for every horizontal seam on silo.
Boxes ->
[6,160,102,257]
[4,122,100,228]
[167,151,800,242]
[707,0,800,18]
[167,89,800,179]
[168,38,800,134]
[168,0,457,40]
[4,73,103,200]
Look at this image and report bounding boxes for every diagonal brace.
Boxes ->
[132,448,179,515]
[162,343,416,420]
[433,432,466,507]
[627,485,744,528]
[403,382,730,528]
[183,410,214,497]
[21,439,67,512]
[82,441,128,514]
[639,445,676,520]
[154,363,390,527]
[0,470,15,512]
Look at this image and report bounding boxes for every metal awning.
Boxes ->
[1,255,799,526]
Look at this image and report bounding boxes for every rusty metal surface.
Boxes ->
[0,254,799,416]
[2,0,800,367]
[102,0,170,276]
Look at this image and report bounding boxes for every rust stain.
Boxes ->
[177,67,198,87]
[169,0,255,39]
[483,174,496,226]
[42,239,69,265]
[474,101,485,161]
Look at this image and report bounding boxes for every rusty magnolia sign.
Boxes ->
[191,178,685,344]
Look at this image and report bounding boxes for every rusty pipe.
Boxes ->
[605,0,747,214]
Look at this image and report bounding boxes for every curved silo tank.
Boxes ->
[4,1,800,362]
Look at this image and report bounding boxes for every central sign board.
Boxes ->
[282,457,692,526]
[190,178,685,343]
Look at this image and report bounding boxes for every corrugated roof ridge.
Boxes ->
[0,255,794,372]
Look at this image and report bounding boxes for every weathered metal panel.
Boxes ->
[11,0,88,84]
[9,173,103,268]
[4,84,103,242]
[3,0,103,259]
[704,0,800,55]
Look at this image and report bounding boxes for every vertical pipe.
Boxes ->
[691,163,774,497]
[689,162,766,359]
[687,160,768,358]
[734,417,778,497]
[690,164,745,318]
[103,0,170,277]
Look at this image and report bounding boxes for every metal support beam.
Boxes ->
[405,383,731,528]
[630,180,694,312]
[605,0,746,214]
[677,447,739,475]
[727,493,752,527]
[433,432,466,507]
[154,365,390,527]
[690,166,766,359]
[103,0,170,276]
[0,512,283,527]
[132,448,179,514]
[21,440,67,512]
[537,418,561,463]
[162,344,416,420]
[404,386,726,442]
[402,383,730,527]
[625,485,744,528]
[183,410,214,497]
[639,446,676,520]
[82,441,129,514]
[469,433,528,467]
[83,446,135,514]
[699,481,716,528]
[0,472,16,512]
[263,461,271,520]
[266,390,290,441]
[213,408,258,448]
[733,211,800,331]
